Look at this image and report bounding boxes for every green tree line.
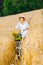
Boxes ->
[0,0,43,16]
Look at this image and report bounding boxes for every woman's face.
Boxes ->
[19,17,25,23]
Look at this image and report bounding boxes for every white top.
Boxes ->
[15,21,29,38]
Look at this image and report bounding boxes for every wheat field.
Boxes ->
[0,9,43,65]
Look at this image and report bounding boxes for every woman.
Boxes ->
[15,15,29,39]
[15,15,32,59]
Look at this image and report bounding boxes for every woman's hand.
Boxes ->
[23,28,29,31]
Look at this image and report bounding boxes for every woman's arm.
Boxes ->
[23,22,29,31]
[15,22,20,29]
[23,27,29,31]
[14,22,20,34]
